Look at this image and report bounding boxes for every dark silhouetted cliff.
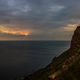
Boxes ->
[17,26,80,80]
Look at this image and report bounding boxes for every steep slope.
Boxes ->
[49,26,80,80]
[17,26,80,80]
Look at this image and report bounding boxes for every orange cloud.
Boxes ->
[0,25,31,36]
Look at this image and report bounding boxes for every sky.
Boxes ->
[0,0,80,40]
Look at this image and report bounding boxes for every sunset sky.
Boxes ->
[0,0,80,40]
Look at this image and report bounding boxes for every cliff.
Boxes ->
[17,26,80,80]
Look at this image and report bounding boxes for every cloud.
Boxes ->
[0,0,80,40]
[0,25,31,37]
[62,24,78,31]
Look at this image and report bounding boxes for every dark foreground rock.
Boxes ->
[17,26,80,80]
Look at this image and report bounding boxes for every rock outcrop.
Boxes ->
[71,26,80,49]
[17,26,80,80]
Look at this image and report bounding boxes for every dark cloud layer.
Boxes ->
[0,0,80,40]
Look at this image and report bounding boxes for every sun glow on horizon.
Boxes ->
[0,25,31,36]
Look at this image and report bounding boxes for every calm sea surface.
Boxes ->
[0,41,70,80]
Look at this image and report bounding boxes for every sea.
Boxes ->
[0,41,70,80]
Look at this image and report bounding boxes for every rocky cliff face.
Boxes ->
[49,26,80,80]
[71,26,80,49]
[17,26,80,80]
